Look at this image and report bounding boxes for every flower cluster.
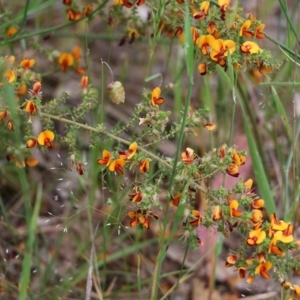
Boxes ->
[62,0,92,21]
[1,1,298,295]
[0,55,98,174]
[58,45,85,74]
[131,0,277,80]
[97,142,150,175]
[208,178,300,298]
[189,0,275,76]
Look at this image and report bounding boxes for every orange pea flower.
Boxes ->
[67,9,82,21]
[181,148,197,164]
[198,63,207,75]
[229,200,243,217]
[219,145,226,158]
[17,84,27,95]
[31,82,42,97]
[203,123,216,130]
[246,275,255,284]
[81,76,88,93]
[225,255,237,267]
[58,53,74,71]
[5,56,15,65]
[84,4,92,16]
[97,150,111,166]
[240,41,262,54]
[72,45,81,61]
[251,198,265,209]
[169,193,182,207]
[4,69,15,83]
[25,157,38,167]
[254,24,266,39]
[118,0,133,8]
[237,266,247,279]
[207,22,217,35]
[26,138,37,148]
[269,238,285,256]
[200,1,210,14]
[294,285,300,297]
[7,155,38,168]
[251,209,263,229]
[210,39,235,63]
[273,224,294,244]
[128,209,158,229]
[218,0,230,6]
[37,130,55,148]
[109,158,126,175]
[196,35,215,55]
[63,0,72,5]
[281,281,292,290]
[258,62,272,74]
[251,209,263,223]
[114,0,122,5]
[246,228,266,246]
[128,210,145,227]
[193,11,206,20]
[139,159,150,173]
[128,29,140,44]
[129,187,143,203]
[255,261,272,279]
[244,178,253,190]
[20,58,35,69]
[119,142,138,159]
[0,110,8,122]
[226,164,239,177]
[189,210,202,227]
[151,87,164,106]
[269,213,289,237]
[232,149,246,166]
[136,0,145,5]
[190,26,199,43]
[25,101,37,115]
[213,205,222,221]
[6,27,17,37]
[239,20,253,37]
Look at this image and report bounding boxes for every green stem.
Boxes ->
[265,33,300,60]
[39,112,206,193]
[10,0,30,39]
[150,47,194,300]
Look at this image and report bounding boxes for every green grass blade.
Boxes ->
[215,65,233,88]
[183,2,194,80]
[19,184,43,300]
[270,86,292,141]
[243,116,276,215]
[260,82,300,87]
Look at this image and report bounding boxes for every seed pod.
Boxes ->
[107,81,125,104]
[76,162,85,175]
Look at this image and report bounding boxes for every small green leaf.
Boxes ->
[270,86,292,141]
[216,65,232,88]
[145,73,162,82]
